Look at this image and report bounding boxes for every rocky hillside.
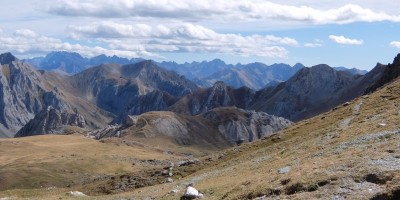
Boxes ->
[168,81,254,115]
[366,53,400,93]
[88,107,292,153]
[0,53,70,137]
[15,106,86,137]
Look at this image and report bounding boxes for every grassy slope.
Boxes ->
[0,135,182,199]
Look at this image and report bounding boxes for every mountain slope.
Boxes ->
[366,53,400,93]
[57,60,199,119]
[168,81,254,115]
[250,64,373,121]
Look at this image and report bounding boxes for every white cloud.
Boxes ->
[329,35,364,45]
[0,29,153,58]
[47,0,400,25]
[0,24,296,59]
[68,22,297,58]
[389,41,400,48]
[304,43,322,48]
[14,29,38,38]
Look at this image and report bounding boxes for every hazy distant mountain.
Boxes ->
[160,60,304,90]
[159,59,233,79]
[334,66,368,75]
[23,51,142,75]
[89,54,144,66]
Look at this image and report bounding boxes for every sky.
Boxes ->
[1,0,400,70]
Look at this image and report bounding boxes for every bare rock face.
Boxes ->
[202,107,292,143]
[15,106,85,137]
[0,53,68,137]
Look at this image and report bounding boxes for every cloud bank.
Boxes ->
[0,23,299,59]
[47,0,400,25]
[68,22,297,58]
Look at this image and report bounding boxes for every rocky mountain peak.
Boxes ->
[392,53,400,66]
[0,52,17,65]
[365,53,400,93]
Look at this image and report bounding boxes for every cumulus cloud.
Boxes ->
[0,25,296,59]
[68,22,297,57]
[0,29,153,58]
[329,35,364,45]
[47,0,400,25]
[14,29,38,38]
[389,41,400,48]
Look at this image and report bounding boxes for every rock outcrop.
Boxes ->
[202,107,293,143]
[15,106,86,137]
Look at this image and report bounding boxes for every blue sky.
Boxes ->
[0,0,400,70]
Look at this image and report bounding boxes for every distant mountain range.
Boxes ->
[23,51,144,74]
[24,51,367,90]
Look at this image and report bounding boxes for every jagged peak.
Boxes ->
[392,53,400,66]
[0,52,17,65]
